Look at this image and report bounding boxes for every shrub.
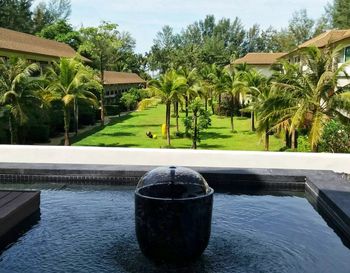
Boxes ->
[120,92,138,111]
[26,125,50,143]
[105,105,121,116]
[319,119,350,153]
[297,135,311,152]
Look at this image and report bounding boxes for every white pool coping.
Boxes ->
[0,145,349,174]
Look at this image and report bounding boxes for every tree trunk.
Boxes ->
[175,101,179,133]
[100,65,105,126]
[265,129,270,151]
[193,112,198,149]
[230,94,234,132]
[74,99,79,136]
[265,121,269,151]
[166,102,171,146]
[218,93,222,115]
[185,96,189,135]
[9,114,16,144]
[291,129,296,150]
[64,106,71,146]
[285,129,291,148]
[205,97,208,111]
[251,111,255,131]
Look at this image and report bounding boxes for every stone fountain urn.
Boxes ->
[135,166,214,263]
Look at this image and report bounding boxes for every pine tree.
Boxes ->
[0,0,33,33]
[327,0,350,28]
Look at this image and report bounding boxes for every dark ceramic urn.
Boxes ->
[135,166,214,263]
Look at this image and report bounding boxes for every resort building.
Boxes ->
[0,27,146,102]
[281,29,350,87]
[232,52,286,77]
[0,27,89,63]
[104,71,146,104]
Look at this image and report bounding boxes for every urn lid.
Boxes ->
[136,166,210,197]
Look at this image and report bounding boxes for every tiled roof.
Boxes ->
[233,53,286,65]
[297,29,350,49]
[103,71,146,85]
[0,27,89,61]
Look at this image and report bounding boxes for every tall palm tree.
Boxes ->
[148,69,187,146]
[47,58,100,146]
[208,64,227,114]
[198,64,214,112]
[243,69,268,132]
[0,57,41,144]
[223,67,247,132]
[270,46,350,151]
[248,79,275,151]
[178,67,198,118]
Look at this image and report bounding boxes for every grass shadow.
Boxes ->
[199,143,224,149]
[202,132,232,140]
[81,143,140,147]
[98,132,135,137]
[120,124,162,129]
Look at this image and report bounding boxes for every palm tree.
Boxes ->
[248,79,275,151]
[0,57,41,144]
[223,67,247,132]
[243,69,268,132]
[208,64,227,114]
[47,58,100,146]
[199,64,218,113]
[270,46,350,151]
[178,67,198,118]
[148,69,187,146]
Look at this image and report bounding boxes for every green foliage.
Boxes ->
[0,0,33,33]
[263,46,350,151]
[120,92,138,111]
[148,69,187,145]
[0,0,71,34]
[319,119,350,153]
[297,135,312,152]
[288,9,317,45]
[327,0,350,28]
[46,57,100,145]
[137,98,161,111]
[0,57,43,143]
[79,22,122,75]
[38,20,81,49]
[183,97,211,148]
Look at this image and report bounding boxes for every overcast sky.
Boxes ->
[35,0,330,53]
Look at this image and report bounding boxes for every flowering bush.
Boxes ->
[319,120,350,153]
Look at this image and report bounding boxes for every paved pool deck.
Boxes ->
[0,190,40,246]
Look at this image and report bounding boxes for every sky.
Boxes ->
[34,0,330,53]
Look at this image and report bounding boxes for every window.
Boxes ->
[345,46,350,62]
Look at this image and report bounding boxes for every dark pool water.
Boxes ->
[0,186,349,273]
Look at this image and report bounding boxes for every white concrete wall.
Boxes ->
[0,145,349,173]
[251,65,273,77]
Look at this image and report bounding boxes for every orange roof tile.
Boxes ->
[103,71,146,85]
[297,29,350,49]
[0,27,89,61]
[233,53,286,65]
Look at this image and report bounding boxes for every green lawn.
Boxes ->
[73,104,285,151]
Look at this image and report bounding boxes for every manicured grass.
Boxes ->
[73,104,285,151]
